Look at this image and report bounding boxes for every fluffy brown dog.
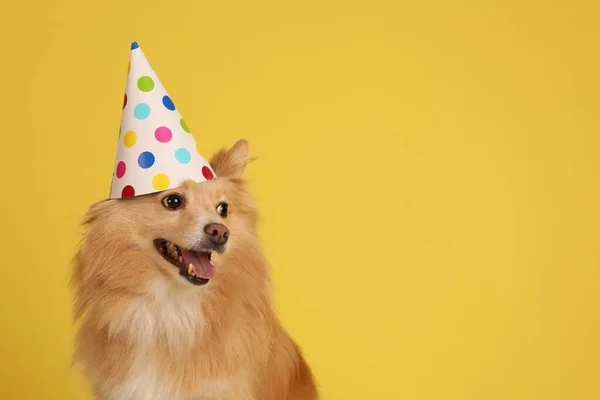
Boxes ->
[71,139,318,400]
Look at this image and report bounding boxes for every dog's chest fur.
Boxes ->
[105,279,230,400]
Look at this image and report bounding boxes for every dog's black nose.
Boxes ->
[204,223,229,245]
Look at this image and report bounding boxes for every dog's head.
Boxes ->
[75,139,258,296]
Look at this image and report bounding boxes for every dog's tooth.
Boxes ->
[188,263,194,276]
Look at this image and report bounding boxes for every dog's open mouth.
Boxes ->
[154,239,215,285]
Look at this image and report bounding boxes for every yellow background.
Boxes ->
[0,0,598,399]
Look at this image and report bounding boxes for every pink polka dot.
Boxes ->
[202,166,214,180]
[154,126,172,143]
[116,161,126,178]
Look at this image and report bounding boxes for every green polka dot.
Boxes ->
[137,76,155,92]
[180,118,190,133]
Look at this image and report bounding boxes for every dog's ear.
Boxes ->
[210,139,252,178]
[82,199,115,225]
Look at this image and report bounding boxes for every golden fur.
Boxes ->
[71,139,318,400]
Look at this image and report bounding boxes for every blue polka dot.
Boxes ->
[138,151,155,169]
[131,41,139,50]
[174,148,191,164]
[133,103,150,120]
[162,95,175,111]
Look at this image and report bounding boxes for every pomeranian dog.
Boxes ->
[71,139,318,400]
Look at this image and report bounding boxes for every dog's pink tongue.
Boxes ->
[182,250,215,279]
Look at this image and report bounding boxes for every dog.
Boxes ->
[71,139,318,399]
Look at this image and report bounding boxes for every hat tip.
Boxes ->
[131,41,139,50]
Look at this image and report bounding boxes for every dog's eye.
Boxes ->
[162,194,184,210]
[216,202,228,217]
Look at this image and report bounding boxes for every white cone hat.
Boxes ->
[109,41,216,199]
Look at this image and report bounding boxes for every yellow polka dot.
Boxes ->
[123,130,137,148]
[196,143,202,154]
[152,173,170,191]
[128,62,131,74]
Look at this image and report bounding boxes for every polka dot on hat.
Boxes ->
[162,95,175,111]
[154,126,172,143]
[180,118,190,133]
[175,148,191,164]
[202,166,214,180]
[138,151,155,169]
[137,76,155,92]
[122,185,135,198]
[134,103,151,120]
[116,161,126,178]
[123,130,137,147]
[152,173,170,190]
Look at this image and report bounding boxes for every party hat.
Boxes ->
[109,41,216,199]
